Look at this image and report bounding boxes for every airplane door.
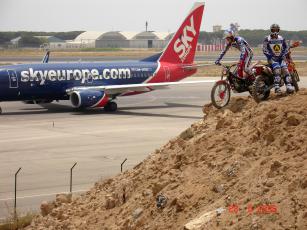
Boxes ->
[164,66,170,82]
[8,70,18,88]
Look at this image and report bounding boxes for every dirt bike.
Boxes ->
[251,41,301,102]
[211,63,266,109]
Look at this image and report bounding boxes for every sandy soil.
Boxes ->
[26,89,307,230]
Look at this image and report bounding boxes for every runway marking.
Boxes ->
[0,189,87,202]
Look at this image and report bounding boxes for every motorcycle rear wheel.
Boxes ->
[211,81,231,109]
[252,75,271,103]
[291,71,299,92]
[293,70,300,82]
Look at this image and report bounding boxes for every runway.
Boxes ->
[0,76,306,218]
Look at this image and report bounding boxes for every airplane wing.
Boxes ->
[66,80,215,95]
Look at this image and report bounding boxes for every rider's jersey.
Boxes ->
[217,36,252,61]
[263,35,288,61]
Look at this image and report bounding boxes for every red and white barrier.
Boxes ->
[197,43,226,52]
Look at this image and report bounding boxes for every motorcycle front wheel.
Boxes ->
[252,75,271,103]
[211,80,231,109]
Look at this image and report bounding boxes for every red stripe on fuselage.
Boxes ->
[91,94,109,108]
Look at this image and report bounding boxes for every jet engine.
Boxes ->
[70,90,109,108]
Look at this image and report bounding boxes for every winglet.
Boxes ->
[42,50,50,63]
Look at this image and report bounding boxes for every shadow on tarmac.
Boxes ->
[1,102,203,120]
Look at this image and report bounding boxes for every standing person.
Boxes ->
[263,24,294,95]
[215,29,254,79]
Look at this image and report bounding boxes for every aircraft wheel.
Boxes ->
[104,101,117,112]
[0,107,2,114]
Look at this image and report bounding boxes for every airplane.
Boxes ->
[0,2,213,114]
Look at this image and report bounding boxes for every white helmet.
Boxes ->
[223,29,235,39]
[270,24,280,37]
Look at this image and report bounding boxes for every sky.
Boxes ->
[0,0,306,32]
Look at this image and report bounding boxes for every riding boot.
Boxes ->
[274,75,282,95]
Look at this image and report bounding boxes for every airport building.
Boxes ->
[34,36,66,49]
[213,25,222,32]
[95,31,172,49]
[65,31,172,49]
[10,35,66,49]
[69,31,105,48]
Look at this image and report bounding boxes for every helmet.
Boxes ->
[223,29,235,39]
[270,24,280,37]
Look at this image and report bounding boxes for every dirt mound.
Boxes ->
[27,91,307,230]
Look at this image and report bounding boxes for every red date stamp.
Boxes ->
[228,204,277,214]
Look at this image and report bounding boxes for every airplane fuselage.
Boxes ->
[0,61,163,101]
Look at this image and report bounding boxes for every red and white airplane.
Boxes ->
[0,2,212,112]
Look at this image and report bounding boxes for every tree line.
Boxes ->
[0,31,84,47]
[199,30,307,47]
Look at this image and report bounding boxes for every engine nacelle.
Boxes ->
[70,90,109,108]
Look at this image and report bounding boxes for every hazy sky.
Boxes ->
[0,0,306,32]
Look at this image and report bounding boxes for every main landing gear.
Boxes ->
[104,101,118,112]
[0,106,2,115]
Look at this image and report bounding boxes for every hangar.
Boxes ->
[95,31,137,48]
[94,31,172,49]
[71,31,106,48]
[35,36,66,49]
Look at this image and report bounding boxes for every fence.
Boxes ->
[1,158,128,220]
[197,43,226,52]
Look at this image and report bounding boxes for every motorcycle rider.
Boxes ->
[263,24,294,94]
[215,29,254,79]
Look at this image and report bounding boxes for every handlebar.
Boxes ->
[290,41,301,49]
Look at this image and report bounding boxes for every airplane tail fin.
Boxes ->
[42,50,50,63]
[159,2,204,65]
